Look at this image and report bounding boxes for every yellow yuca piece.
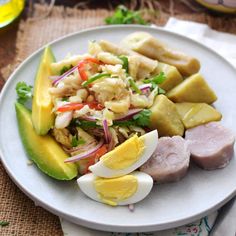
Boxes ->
[166,73,217,104]
[121,32,200,76]
[152,62,183,92]
[175,102,222,129]
[149,95,184,137]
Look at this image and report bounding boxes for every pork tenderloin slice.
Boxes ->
[140,136,190,183]
[185,122,235,170]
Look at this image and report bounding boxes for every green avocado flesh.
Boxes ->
[15,102,78,180]
[32,46,55,135]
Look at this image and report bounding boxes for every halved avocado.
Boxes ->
[32,46,55,135]
[16,102,78,180]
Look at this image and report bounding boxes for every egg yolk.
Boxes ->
[94,175,138,206]
[101,135,145,170]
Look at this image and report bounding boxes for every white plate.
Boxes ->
[0,25,236,233]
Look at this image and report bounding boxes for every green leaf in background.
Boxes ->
[105,5,148,25]
[15,81,33,105]
[0,221,9,227]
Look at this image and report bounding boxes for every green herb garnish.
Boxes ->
[15,81,33,105]
[143,72,166,92]
[133,109,152,127]
[128,78,141,94]
[0,221,9,227]
[70,119,99,129]
[105,5,148,25]
[119,55,129,73]
[113,120,134,127]
[157,87,166,94]
[143,72,166,88]
[82,73,110,87]
[62,97,69,102]
[60,65,73,75]
[113,109,151,127]
[71,135,86,147]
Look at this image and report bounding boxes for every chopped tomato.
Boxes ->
[78,62,88,81]
[57,102,104,112]
[84,58,102,65]
[84,145,108,173]
[77,57,102,81]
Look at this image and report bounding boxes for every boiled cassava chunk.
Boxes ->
[175,102,222,129]
[152,62,183,92]
[166,73,217,104]
[121,32,200,76]
[149,95,184,137]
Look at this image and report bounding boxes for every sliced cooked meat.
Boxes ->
[140,136,190,183]
[185,122,235,170]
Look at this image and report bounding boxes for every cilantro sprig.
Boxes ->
[128,78,141,94]
[70,119,99,129]
[133,109,151,127]
[71,135,86,147]
[119,55,129,73]
[143,72,166,94]
[15,81,33,105]
[105,5,148,25]
[114,109,151,127]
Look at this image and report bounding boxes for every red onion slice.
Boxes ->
[114,109,142,121]
[81,115,98,122]
[128,204,135,212]
[103,119,111,143]
[49,75,60,80]
[139,84,151,94]
[52,65,78,86]
[64,139,104,163]
[63,141,96,154]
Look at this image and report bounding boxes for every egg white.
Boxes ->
[89,130,158,178]
[77,171,153,206]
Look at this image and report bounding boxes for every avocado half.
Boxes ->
[32,46,56,135]
[15,102,78,180]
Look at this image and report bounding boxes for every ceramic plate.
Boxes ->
[0,25,236,233]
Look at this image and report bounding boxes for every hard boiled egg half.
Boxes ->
[77,171,153,206]
[89,130,158,178]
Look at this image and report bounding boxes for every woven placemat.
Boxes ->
[0,2,236,235]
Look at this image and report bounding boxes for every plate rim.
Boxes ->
[0,24,236,232]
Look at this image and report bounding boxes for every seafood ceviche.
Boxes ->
[15,32,235,207]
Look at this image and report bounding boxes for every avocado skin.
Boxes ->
[15,102,78,180]
[32,46,56,135]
